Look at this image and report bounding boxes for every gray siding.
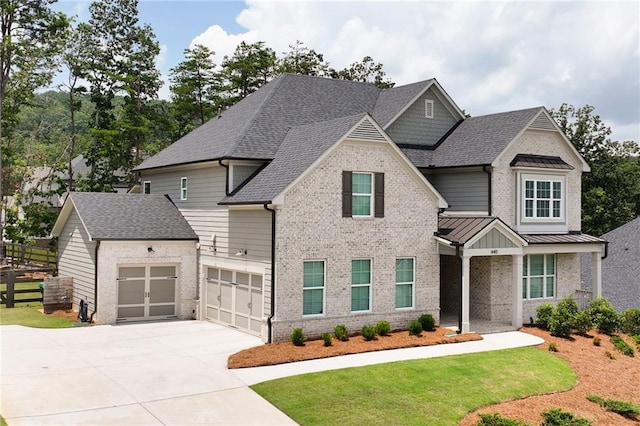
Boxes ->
[57,209,96,310]
[228,209,272,262]
[423,169,489,212]
[231,164,262,192]
[385,88,458,147]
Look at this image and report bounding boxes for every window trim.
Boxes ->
[302,260,325,317]
[351,258,372,312]
[522,254,556,300]
[180,177,188,200]
[143,181,151,194]
[352,172,373,218]
[518,173,566,224]
[425,99,434,119]
[342,171,384,218]
[395,257,415,310]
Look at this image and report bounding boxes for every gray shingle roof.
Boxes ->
[222,114,366,204]
[68,192,197,241]
[601,217,640,311]
[372,79,433,126]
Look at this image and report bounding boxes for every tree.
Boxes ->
[169,44,219,136]
[278,40,329,77]
[0,0,68,249]
[329,56,395,89]
[551,104,640,236]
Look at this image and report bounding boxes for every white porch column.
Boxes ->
[512,254,523,328]
[461,255,470,333]
[592,251,602,297]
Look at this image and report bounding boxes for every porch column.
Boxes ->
[512,254,523,328]
[592,251,602,297]
[461,255,470,333]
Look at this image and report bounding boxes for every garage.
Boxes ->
[205,267,263,335]
[117,265,178,321]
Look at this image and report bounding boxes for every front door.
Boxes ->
[117,265,177,321]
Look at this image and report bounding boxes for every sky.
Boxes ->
[54,0,640,143]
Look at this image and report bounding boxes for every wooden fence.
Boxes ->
[0,267,56,308]
[3,243,57,268]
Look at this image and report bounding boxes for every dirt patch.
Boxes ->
[41,309,80,322]
[460,327,640,425]
[228,327,482,368]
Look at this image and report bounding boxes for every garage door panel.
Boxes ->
[150,266,176,277]
[150,279,176,303]
[149,305,176,317]
[119,267,145,279]
[236,286,250,315]
[220,310,232,323]
[117,265,177,321]
[118,306,144,318]
[251,289,262,317]
[118,280,145,305]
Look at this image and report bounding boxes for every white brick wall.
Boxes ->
[271,141,442,341]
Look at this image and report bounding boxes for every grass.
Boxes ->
[0,414,6,426]
[0,299,75,328]
[252,347,575,426]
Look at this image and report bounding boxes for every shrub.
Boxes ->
[536,303,555,329]
[408,319,423,336]
[322,332,332,347]
[549,298,579,338]
[632,335,640,349]
[361,324,376,341]
[592,337,601,346]
[541,408,591,425]
[548,342,558,352]
[477,413,531,426]
[587,394,640,419]
[588,297,619,335]
[419,313,436,331]
[375,320,391,336]
[610,335,634,357]
[620,308,640,336]
[334,324,349,342]
[290,328,305,346]
[573,310,593,336]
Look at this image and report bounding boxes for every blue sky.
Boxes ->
[53,1,639,144]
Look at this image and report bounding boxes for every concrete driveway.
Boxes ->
[0,321,297,425]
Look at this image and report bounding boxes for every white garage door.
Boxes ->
[117,265,177,321]
[205,267,263,335]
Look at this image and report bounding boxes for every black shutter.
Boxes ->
[374,172,384,218]
[342,171,352,217]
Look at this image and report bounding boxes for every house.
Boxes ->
[52,74,606,342]
[581,217,640,312]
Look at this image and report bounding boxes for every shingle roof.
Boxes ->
[222,114,366,204]
[67,192,197,241]
[601,217,640,311]
[371,80,433,126]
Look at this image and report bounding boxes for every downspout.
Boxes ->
[218,159,230,196]
[482,165,492,216]
[89,240,100,323]
[601,241,609,259]
[264,203,276,343]
[454,242,463,334]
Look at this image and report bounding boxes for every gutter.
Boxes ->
[602,240,609,260]
[218,159,230,196]
[264,203,276,343]
[89,240,100,322]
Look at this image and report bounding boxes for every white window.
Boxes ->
[143,181,151,194]
[425,99,434,119]
[395,258,414,309]
[351,259,372,312]
[303,261,325,316]
[352,172,373,217]
[524,178,562,219]
[180,177,188,200]
[523,254,555,299]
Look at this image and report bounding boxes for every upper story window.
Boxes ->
[342,171,384,218]
[180,177,188,200]
[524,179,562,219]
[425,99,434,119]
[143,181,151,194]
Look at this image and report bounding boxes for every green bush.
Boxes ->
[588,297,619,335]
[541,408,591,425]
[610,335,634,357]
[573,310,593,336]
[632,335,640,349]
[549,298,579,338]
[587,394,640,418]
[322,332,332,347]
[408,319,423,336]
[620,308,640,336]
[334,324,349,342]
[536,303,555,329]
[419,313,435,331]
[375,320,391,336]
[361,324,376,341]
[548,343,558,352]
[592,337,601,346]
[477,413,531,426]
[290,328,305,346]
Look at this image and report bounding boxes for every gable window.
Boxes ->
[524,178,562,219]
[351,259,371,312]
[395,258,414,309]
[143,181,151,194]
[522,254,555,299]
[303,260,325,316]
[180,177,188,200]
[342,171,384,218]
[425,99,434,119]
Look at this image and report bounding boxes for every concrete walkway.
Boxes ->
[0,321,543,425]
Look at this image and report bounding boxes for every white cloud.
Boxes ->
[189,0,639,142]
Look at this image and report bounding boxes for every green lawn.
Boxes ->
[0,299,75,328]
[252,347,575,426]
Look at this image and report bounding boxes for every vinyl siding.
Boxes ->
[423,169,489,212]
[56,209,96,310]
[385,88,459,147]
[228,209,272,262]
